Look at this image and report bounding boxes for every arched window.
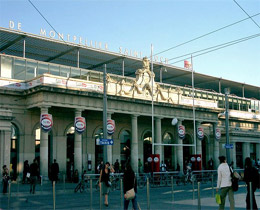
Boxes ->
[143,131,152,164]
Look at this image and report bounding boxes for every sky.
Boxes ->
[0,0,260,87]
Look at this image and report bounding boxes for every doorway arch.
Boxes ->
[66,126,75,181]
[10,124,19,180]
[94,128,104,173]
[119,130,131,170]
[183,134,192,167]
[143,131,152,166]
[163,132,174,171]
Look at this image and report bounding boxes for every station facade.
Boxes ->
[0,27,260,179]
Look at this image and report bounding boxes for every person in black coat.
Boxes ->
[22,160,30,184]
[123,163,137,210]
[244,157,258,210]
[51,159,59,183]
[2,165,9,194]
[29,159,39,194]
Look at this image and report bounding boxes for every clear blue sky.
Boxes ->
[0,0,259,86]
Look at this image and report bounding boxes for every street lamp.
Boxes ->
[224,88,230,164]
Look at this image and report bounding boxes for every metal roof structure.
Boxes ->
[0,27,259,100]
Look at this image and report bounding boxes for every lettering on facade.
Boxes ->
[7,20,169,63]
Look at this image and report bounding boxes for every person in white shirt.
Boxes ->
[216,156,235,210]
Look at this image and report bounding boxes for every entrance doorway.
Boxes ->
[163,132,174,171]
[95,128,104,173]
[66,127,75,181]
[143,131,152,172]
[120,130,131,171]
[10,124,18,180]
[183,134,192,168]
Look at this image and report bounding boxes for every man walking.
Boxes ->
[216,156,235,210]
[51,159,59,183]
[29,159,39,194]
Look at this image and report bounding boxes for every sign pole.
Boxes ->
[103,64,108,163]
[225,88,230,164]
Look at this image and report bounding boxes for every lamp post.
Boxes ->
[224,88,230,164]
[103,64,108,163]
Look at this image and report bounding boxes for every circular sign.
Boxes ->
[107,119,115,135]
[40,114,53,132]
[147,157,153,163]
[178,125,185,139]
[154,157,159,163]
[197,127,204,140]
[74,117,86,134]
[215,128,221,140]
[197,157,201,162]
[191,157,196,162]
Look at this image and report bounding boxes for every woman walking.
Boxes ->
[2,165,9,194]
[123,163,137,210]
[99,162,114,207]
[244,157,258,210]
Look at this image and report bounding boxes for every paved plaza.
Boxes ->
[1,181,260,210]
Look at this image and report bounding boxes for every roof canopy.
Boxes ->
[0,27,259,100]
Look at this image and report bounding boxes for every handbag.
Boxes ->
[125,188,135,200]
[215,193,221,204]
[26,172,30,178]
[229,166,239,192]
[125,177,136,200]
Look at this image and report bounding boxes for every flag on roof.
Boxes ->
[184,60,192,69]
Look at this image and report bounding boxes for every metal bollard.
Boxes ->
[249,182,253,210]
[147,178,150,210]
[171,176,174,207]
[8,181,11,210]
[197,182,201,210]
[53,181,56,210]
[90,179,93,210]
[120,178,123,208]
[100,182,102,210]
[211,174,214,197]
[192,180,195,200]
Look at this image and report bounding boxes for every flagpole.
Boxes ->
[191,55,197,155]
[151,44,154,155]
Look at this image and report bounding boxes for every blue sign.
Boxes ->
[224,144,234,149]
[97,139,114,145]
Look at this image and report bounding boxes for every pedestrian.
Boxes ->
[216,156,235,210]
[123,163,138,210]
[29,159,39,194]
[114,159,120,173]
[50,159,59,183]
[22,160,30,184]
[138,158,142,173]
[244,157,258,210]
[99,162,114,207]
[2,165,9,194]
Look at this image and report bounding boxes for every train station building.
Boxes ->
[0,25,260,179]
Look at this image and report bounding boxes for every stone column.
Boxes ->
[131,115,138,172]
[74,109,83,176]
[213,123,219,169]
[40,106,49,178]
[0,130,11,174]
[155,117,162,161]
[243,142,250,162]
[177,119,184,173]
[107,113,113,165]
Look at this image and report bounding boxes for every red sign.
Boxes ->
[215,128,221,140]
[107,119,115,135]
[178,125,185,139]
[197,127,204,140]
[40,114,53,132]
[74,117,86,134]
